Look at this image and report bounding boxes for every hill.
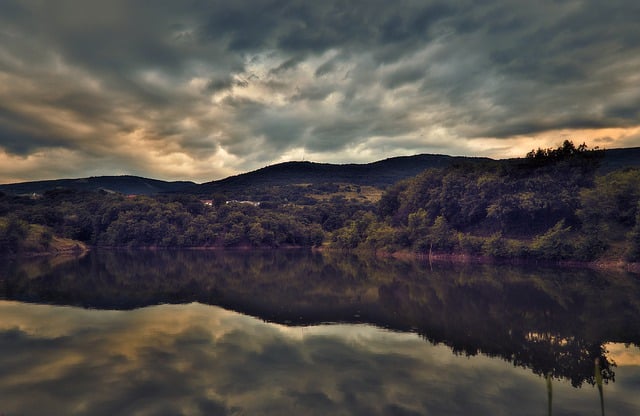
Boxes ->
[183,146,640,197]
[598,146,640,173]
[187,154,492,198]
[0,175,195,196]
[1,146,639,199]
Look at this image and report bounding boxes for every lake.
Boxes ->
[1,249,639,415]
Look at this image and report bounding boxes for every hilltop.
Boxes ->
[1,147,639,201]
[597,146,640,173]
[0,175,195,196]
[0,153,493,202]
[187,154,491,196]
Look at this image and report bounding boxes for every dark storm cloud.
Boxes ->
[291,84,335,102]
[0,0,639,181]
[382,65,426,90]
[605,102,640,121]
[0,106,69,155]
[205,77,235,93]
[199,0,453,54]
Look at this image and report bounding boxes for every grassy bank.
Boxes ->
[0,217,88,257]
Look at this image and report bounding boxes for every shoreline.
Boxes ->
[376,249,640,273]
[2,243,89,259]
[313,247,640,273]
[8,244,640,273]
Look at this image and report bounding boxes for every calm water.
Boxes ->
[1,250,639,415]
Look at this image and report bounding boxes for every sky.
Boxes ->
[1,0,639,184]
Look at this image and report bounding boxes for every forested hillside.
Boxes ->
[331,141,640,263]
[1,141,640,264]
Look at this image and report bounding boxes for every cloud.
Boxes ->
[0,0,639,182]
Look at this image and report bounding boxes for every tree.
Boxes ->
[363,221,397,251]
[626,203,640,262]
[248,223,266,247]
[430,215,455,252]
[0,215,28,254]
[332,222,360,249]
[580,169,640,227]
[407,208,431,252]
[531,220,574,260]
[482,233,508,258]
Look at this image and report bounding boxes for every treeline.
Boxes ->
[331,141,640,262]
[2,140,640,262]
[0,189,373,252]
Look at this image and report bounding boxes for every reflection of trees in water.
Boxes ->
[546,357,610,416]
[2,249,639,388]
[376,271,624,388]
[595,357,606,416]
[546,373,553,416]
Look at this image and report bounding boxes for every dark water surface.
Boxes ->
[1,249,639,415]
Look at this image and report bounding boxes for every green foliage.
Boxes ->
[0,216,79,255]
[0,215,28,254]
[320,141,640,261]
[457,233,484,255]
[381,147,596,238]
[362,141,631,261]
[429,215,456,252]
[627,204,640,262]
[579,169,640,228]
[482,233,509,258]
[331,212,377,250]
[363,222,398,252]
[1,141,637,262]
[572,235,607,261]
[377,184,404,222]
[407,208,430,250]
[0,190,328,251]
[530,220,575,260]
[332,222,360,249]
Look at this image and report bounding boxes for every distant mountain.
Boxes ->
[0,175,195,196]
[188,154,492,196]
[2,147,638,198]
[598,146,640,173]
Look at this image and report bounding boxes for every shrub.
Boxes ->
[530,220,575,260]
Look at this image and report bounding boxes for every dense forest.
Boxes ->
[1,141,640,264]
[333,141,640,263]
[0,187,371,254]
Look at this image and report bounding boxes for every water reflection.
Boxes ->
[1,249,640,413]
[0,301,638,416]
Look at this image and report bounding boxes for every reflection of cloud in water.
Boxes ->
[606,342,640,366]
[0,301,638,415]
